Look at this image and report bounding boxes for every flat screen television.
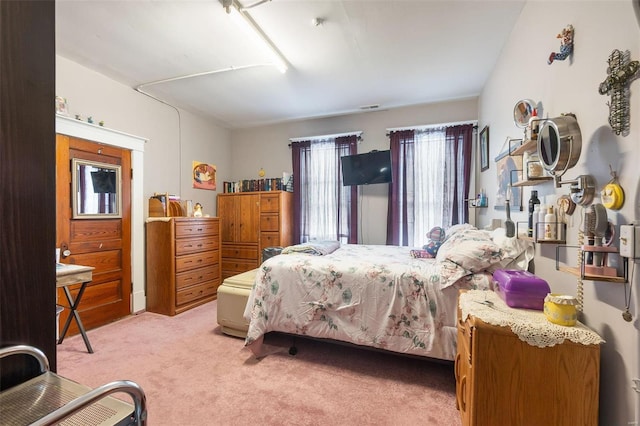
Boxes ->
[341,150,393,186]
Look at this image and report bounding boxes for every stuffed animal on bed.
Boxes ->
[422,226,446,257]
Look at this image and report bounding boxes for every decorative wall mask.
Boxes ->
[548,24,574,65]
[598,49,639,136]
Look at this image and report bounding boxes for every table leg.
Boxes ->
[57,282,94,354]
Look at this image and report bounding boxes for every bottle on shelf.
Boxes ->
[544,205,557,240]
[528,190,540,237]
[538,204,547,238]
[480,189,487,207]
[529,108,540,140]
[532,204,540,238]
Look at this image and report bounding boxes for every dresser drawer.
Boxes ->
[222,244,258,260]
[175,220,219,238]
[260,213,280,232]
[222,259,258,274]
[260,193,280,213]
[176,250,218,273]
[261,232,281,247]
[176,280,218,306]
[175,237,219,255]
[175,264,220,290]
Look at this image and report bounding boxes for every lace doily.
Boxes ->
[459,290,604,348]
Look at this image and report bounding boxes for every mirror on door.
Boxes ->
[72,158,122,219]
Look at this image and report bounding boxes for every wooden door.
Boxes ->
[218,193,259,243]
[218,194,235,244]
[56,134,132,334]
[237,194,260,243]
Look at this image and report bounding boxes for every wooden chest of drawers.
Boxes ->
[217,191,292,279]
[146,217,221,315]
[455,290,600,426]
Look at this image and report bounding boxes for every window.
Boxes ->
[291,135,358,244]
[387,124,473,246]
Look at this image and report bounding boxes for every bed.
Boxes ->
[243,224,533,361]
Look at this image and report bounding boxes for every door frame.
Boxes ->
[56,115,147,312]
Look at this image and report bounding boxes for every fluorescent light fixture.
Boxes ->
[226,1,288,73]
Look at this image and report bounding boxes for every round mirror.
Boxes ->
[537,114,582,177]
[513,99,536,128]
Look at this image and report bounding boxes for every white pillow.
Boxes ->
[436,229,504,273]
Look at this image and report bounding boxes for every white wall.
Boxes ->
[56,56,232,218]
[478,2,640,423]
[56,56,232,311]
[230,98,478,244]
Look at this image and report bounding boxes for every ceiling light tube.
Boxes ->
[227,1,288,73]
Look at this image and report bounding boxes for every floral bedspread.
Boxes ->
[243,244,495,360]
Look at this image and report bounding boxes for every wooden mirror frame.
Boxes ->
[71,158,122,219]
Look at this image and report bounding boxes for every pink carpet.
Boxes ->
[57,301,461,425]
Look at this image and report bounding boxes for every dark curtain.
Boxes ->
[291,140,310,244]
[335,135,358,244]
[386,130,414,245]
[446,124,474,224]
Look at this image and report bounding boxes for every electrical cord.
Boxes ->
[575,206,585,312]
[623,261,634,322]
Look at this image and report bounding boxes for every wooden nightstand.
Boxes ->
[455,290,601,426]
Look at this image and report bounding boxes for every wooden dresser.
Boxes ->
[455,291,600,426]
[217,191,292,279]
[146,217,221,315]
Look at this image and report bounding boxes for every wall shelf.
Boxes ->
[508,138,553,187]
[509,139,537,156]
[466,198,488,208]
[516,221,566,244]
[512,177,554,187]
[555,245,628,283]
[557,265,627,283]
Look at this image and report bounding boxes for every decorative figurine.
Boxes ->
[599,49,639,136]
[99,120,105,127]
[55,96,69,116]
[193,203,203,217]
[548,24,574,65]
[87,116,94,124]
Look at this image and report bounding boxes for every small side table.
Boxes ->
[56,264,95,353]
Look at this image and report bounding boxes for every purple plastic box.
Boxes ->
[493,269,550,311]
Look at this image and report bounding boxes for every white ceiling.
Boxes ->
[56,0,526,129]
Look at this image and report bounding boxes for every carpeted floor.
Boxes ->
[57,300,462,425]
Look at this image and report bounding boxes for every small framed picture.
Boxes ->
[479,125,489,172]
[55,96,68,116]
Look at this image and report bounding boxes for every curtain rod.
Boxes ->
[289,131,363,143]
[386,120,478,133]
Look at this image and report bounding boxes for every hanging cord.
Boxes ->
[623,261,634,321]
[576,206,585,312]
